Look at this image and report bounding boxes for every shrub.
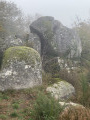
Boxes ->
[0,92,9,100]
[42,72,63,85]
[0,114,7,120]
[12,103,19,109]
[58,69,80,89]
[79,75,90,107]
[42,72,52,85]
[30,92,64,120]
[72,74,90,108]
[10,112,18,118]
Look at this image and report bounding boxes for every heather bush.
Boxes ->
[30,92,64,120]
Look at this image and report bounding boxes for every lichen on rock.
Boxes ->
[0,46,42,91]
[46,81,75,100]
[2,46,40,68]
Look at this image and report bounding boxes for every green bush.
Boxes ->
[0,92,9,100]
[42,72,63,85]
[55,69,80,90]
[31,92,64,120]
[12,103,19,109]
[0,114,7,120]
[10,112,18,118]
[42,72,52,85]
[80,75,90,107]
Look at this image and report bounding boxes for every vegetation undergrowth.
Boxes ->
[75,75,90,108]
[30,92,64,120]
[0,85,65,120]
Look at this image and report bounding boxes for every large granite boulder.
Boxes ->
[46,81,75,100]
[0,46,42,91]
[30,16,82,59]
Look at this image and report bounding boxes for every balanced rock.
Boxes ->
[0,46,42,91]
[30,16,82,59]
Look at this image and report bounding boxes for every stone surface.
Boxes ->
[0,37,5,66]
[46,81,75,100]
[59,102,84,108]
[0,36,24,53]
[0,36,24,66]
[28,33,41,54]
[30,16,82,59]
[5,36,24,48]
[0,37,5,52]
[0,46,42,91]
[44,57,80,73]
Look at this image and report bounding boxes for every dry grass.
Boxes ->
[59,106,90,120]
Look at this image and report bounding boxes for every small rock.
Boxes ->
[46,81,75,100]
[59,101,84,108]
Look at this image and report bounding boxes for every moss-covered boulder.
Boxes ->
[0,46,42,91]
[46,81,75,100]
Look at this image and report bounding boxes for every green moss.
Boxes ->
[53,78,63,82]
[49,80,73,88]
[49,78,64,85]
[2,46,40,68]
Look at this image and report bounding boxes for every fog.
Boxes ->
[5,0,90,27]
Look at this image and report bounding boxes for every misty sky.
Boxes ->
[6,0,90,27]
